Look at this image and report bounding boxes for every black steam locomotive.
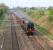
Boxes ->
[21,18,35,35]
[14,12,35,35]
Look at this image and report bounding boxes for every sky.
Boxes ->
[0,0,53,8]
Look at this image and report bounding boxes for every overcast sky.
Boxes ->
[0,0,53,8]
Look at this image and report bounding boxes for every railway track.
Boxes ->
[13,13,53,50]
[2,14,20,50]
[11,17,19,50]
[13,14,35,50]
[2,15,12,50]
[0,13,53,50]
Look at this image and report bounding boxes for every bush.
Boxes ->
[48,15,53,22]
[48,15,53,26]
[0,3,8,17]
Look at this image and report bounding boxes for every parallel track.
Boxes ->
[11,17,19,50]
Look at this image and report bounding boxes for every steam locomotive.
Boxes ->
[14,12,35,35]
[21,18,35,35]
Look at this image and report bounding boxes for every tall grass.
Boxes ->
[34,24,53,40]
[0,16,4,26]
[47,15,53,26]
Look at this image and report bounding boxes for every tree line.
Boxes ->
[0,3,8,17]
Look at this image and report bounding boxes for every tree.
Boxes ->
[48,7,53,15]
[0,3,8,17]
[47,7,53,26]
[30,7,37,10]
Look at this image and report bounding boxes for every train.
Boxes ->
[21,17,35,35]
[14,12,35,35]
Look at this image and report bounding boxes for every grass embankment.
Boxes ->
[34,23,53,40]
[28,15,53,40]
[0,16,5,29]
[0,16,5,40]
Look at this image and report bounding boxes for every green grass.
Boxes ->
[34,24,53,40]
[0,16,4,28]
[0,16,5,42]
